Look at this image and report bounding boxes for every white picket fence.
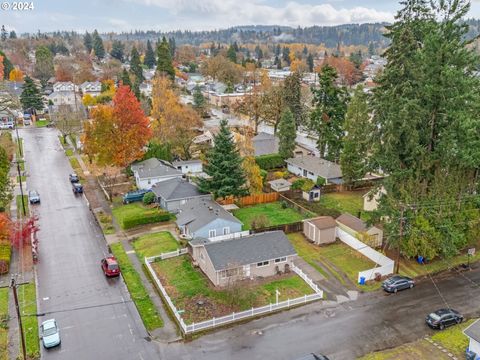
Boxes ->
[145,248,187,263]
[145,251,323,334]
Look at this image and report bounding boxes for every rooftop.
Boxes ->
[306,216,337,230]
[464,319,480,342]
[336,213,366,232]
[151,177,208,201]
[286,156,343,180]
[253,132,280,156]
[130,158,182,180]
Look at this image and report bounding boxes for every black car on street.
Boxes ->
[426,309,463,330]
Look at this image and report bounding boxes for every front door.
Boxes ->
[243,264,250,277]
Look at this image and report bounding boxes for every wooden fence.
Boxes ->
[251,221,304,234]
[219,192,279,206]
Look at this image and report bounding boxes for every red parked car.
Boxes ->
[101,256,120,277]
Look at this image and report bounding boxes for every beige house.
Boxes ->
[363,186,386,211]
[336,213,383,248]
[188,231,297,287]
[303,216,337,245]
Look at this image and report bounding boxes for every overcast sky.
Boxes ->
[3,0,480,33]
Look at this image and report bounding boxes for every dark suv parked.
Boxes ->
[426,309,463,330]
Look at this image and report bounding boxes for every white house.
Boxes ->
[130,158,183,190]
[53,82,78,92]
[464,319,480,359]
[285,156,343,185]
[48,91,82,110]
[79,81,102,97]
[172,160,203,175]
[363,186,386,211]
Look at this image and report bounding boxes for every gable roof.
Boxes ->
[198,231,296,270]
[176,198,242,233]
[464,319,480,342]
[131,158,182,180]
[286,156,342,180]
[336,213,366,232]
[172,159,202,167]
[252,132,280,156]
[151,178,208,201]
[306,216,337,230]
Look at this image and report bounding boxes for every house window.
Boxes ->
[220,268,239,278]
[308,171,314,176]
[303,169,307,177]
[257,260,269,267]
[314,192,320,198]
[274,257,287,263]
[223,227,230,235]
[209,229,216,238]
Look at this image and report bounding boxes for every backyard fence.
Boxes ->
[218,192,279,206]
[208,230,250,242]
[278,193,316,218]
[251,221,304,234]
[144,251,323,335]
[145,248,188,263]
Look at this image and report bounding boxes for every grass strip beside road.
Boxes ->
[15,138,23,159]
[18,283,40,359]
[34,120,49,128]
[16,195,29,218]
[65,148,74,157]
[110,242,163,331]
[69,157,81,172]
[0,288,8,360]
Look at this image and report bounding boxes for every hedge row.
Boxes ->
[122,211,171,230]
[255,154,285,170]
[0,243,11,275]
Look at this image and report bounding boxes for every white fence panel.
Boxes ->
[208,230,250,242]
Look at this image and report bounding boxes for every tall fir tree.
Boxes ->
[120,68,131,87]
[199,119,248,198]
[306,53,314,72]
[110,40,124,62]
[0,26,7,41]
[156,37,175,80]
[34,45,54,85]
[130,46,144,82]
[192,85,206,114]
[83,31,93,53]
[340,86,371,186]
[283,72,303,126]
[9,30,16,39]
[309,64,349,161]
[20,76,44,111]
[92,30,105,59]
[277,109,296,159]
[168,37,176,57]
[144,40,156,68]
[227,45,237,63]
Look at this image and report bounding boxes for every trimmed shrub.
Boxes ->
[260,169,268,184]
[255,154,285,170]
[316,177,326,186]
[122,211,171,230]
[143,192,156,205]
[0,243,11,275]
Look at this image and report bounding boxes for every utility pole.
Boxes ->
[11,278,27,360]
[15,161,26,217]
[395,205,405,274]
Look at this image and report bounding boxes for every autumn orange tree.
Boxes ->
[9,68,24,82]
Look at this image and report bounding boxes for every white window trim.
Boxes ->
[256,260,269,268]
[223,227,230,235]
[208,229,216,238]
[274,257,287,263]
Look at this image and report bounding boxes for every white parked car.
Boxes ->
[40,319,61,348]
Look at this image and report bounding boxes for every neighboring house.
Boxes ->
[176,198,242,239]
[139,82,153,97]
[188,231,297,286]
[363,186,387,211]
[336,213,383,248]
[48,91,82,110]
[252,132,280,156]
[268,179,292,192]
[151,178,210,213]
[53,82,78,92]
[172,159,203,175]
[79,81,102,97]
[286,156,343,185]
[130,158,183,190]
[193,130,215,147]
[464,319,480,359]
[303,216,337,245]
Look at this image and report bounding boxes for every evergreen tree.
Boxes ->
[303,45,308,55]
[20,76,44,111]
[0,50,13,79]
[144,40,156,68]
[283,72,304,126]
[309,65,349,161]
[130,46,144,82]
[277,109,296,159]
[0,26,6,41]
[34,45,54,85]
[306,53,314,72]
[227,44,237,63]
[198,119,248,198]
[156,37,175,80]
[168,37,176,57]
[84,31,93,53]
[9,30,16,39]
[110,40,124,62]
[340,86,371,186]
[92,30,105,58]
[120,68,131,87]
[192,85,206,114]
[275,44,281,56]
[368,42,375,57]
[282,47,291,65]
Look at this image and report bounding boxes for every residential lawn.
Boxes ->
[18,283,40,359]
[112,203,171,230]
[0,288,8,360]
[152,256,314,324]
[34,120,50,128]
[69,157,81,172]
[97,211,115,235]
[58,135,66,147]
[16,175,26,183]
[430,319,474,358]
[65,148,74,157]
[359,339,451,360]
[288,233,381,291]
[319,191,371,220]
[15,138,23,159]
[16,195,29,217]
[233,202,308,230]
[132,231,179,259]
[18,160,25,171]
[69,134,77,149]
[110,243,163,330]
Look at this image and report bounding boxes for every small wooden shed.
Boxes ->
[303,216,337,245]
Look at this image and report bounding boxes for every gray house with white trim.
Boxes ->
[176,198,242,239]
[131,158,183,190]
[189,231,297,286]
[286,156,343,185]
[151,178,210,213]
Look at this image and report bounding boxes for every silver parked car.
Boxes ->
[28,190,40,204]
[40,319,61,348]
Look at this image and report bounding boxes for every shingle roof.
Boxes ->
[306,216,337,230]
[202,231,296,270]
[268,179,292,188]
[172,159,202,167]
[286,156,342,180]
[336,213,366,232]
[151,178,208,201]
[464,319,480,342]
[176,198,242,233]
[253,132,280,156]
[131,158,182,179]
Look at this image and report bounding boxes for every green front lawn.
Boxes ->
[16,195,29,217]
[233,202,308,230]
[18,283,39,359]
[132,231,179,259]
[34,120,50,128]
[110,243,163,330]
[112,203,171,230]
[0,288,8,360]
[319,191,369,219]
[97,211,115,235]
[431,319,473,357]
[288,233,380,291]
[152,256,314,324]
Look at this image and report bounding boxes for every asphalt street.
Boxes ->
[22,127,159,360]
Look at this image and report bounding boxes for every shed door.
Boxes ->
[243,265,250,277]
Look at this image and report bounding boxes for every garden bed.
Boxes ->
[233,202,308,230]
[152,256,314,324]
[132,231,179,259]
